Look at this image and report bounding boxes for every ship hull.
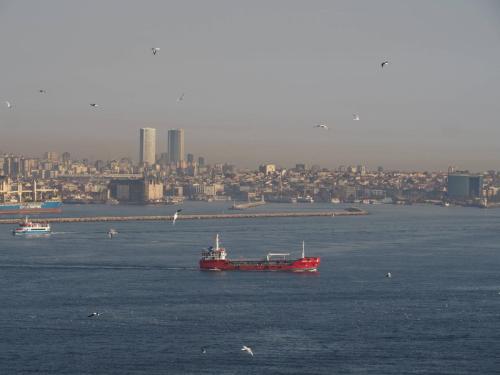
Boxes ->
[13,229,51,235]
[0,201,62,215]
[200,257,320,272]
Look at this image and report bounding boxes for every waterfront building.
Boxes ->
[167,129,185,164]
[139,128,156,165]
[198,157,205,167]
[109,177,163,203]
[187,153,194,163]
[447,173,483,199]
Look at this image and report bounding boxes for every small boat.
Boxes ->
[108,228,118,238]
[12,217,51,235]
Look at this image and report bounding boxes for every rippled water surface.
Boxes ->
[0,203,499,374]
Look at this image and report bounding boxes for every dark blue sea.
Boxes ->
[0,203,499,374]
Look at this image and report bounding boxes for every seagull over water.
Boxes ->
[241,345,254,356]
[386,272,392,278]
[353,114,360,121]
[39,89,46,94]
[201,347,207,354]
[90,103,99,108]
[5,101,12,109]
[314,124,329,130]
[172,209,182,225]
[88,312,101,318]
[152,47,160,55]
[381,60,389,68]
[177,93,185,102]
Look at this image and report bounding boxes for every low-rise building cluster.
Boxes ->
[1,153,499,207]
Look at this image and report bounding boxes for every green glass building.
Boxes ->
[447,174,483,199]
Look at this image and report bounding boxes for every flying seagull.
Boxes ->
[90,103,99,108]
[5,101,12,109]
[386,272,392,278]
[152,47,160,55]
[39,89,46,94]
[172,209,182,225]
[88,312,101,318]
[201,347,207,354]
[381,60,389,68]
[177,93,185,102]
[353,114,360,121]
[314,124,328,130]
[241,345,254,356]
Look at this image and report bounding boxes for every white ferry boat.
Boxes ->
[12,217,51,235]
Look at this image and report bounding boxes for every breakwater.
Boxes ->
[0,210,368,224]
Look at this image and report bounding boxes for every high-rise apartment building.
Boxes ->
[140,128,156,165]
[62,152,71,163]
[167,129,184,164]
[44,152,59,162]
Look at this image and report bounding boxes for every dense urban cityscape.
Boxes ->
[2,2,500,374]
[1,127,498,209]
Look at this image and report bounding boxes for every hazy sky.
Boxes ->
[1,0,499,170]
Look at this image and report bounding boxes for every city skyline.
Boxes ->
[1,1,499,170]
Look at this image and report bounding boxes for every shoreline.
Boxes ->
[0,210,368,224]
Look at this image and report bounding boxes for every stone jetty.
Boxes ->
[0,210,368,225]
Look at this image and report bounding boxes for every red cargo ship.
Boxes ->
[199,234,320,272]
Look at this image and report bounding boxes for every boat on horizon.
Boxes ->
[199,234,320,272]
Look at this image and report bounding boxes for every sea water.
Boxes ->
[0,203,499,374]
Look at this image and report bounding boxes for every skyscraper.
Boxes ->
[447,173,483,199]
[140,128,156,165]
[167,129,184,164]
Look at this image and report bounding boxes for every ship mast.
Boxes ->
[215,233,220,251]
[302,241,305,258]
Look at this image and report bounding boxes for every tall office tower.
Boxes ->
[140,128,156,165]
[187,153,194,164]
[167,129,184,164]
[447,173,483,199]
[198,157,205,167]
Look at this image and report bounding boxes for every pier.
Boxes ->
[0,210,368,224]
